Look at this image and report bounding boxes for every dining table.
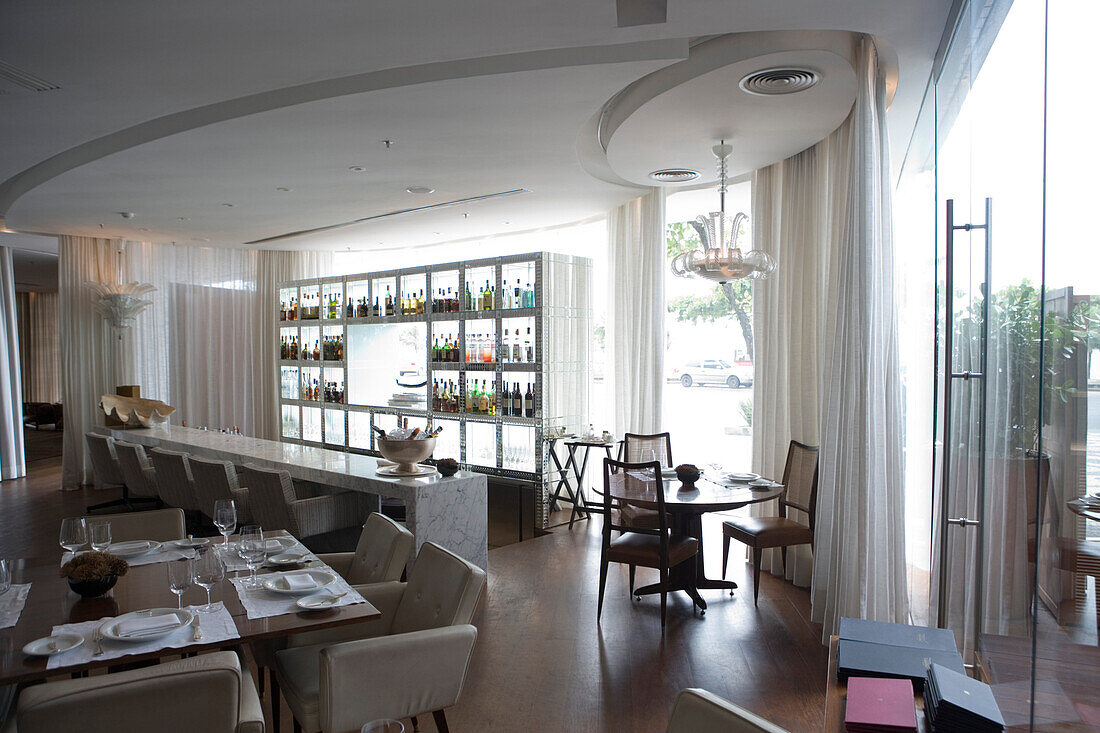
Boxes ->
[0,532,380,686]
[1067,496,1100,523]
[600,473,784,612]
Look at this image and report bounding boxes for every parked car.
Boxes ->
[668,359,753,388]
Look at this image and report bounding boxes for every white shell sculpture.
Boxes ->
[87,282,156,329]
[100,394,176,427]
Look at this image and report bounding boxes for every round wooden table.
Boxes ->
[600,475,784,612]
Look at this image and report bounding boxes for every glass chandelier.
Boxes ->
[669,140,776,283]
[87,247,155,330]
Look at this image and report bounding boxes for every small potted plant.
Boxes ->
[60,552,129,598]
[674,463,701,488]
[435,458,460,477]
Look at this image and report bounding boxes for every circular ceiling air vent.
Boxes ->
[649,168,700,183]
[738,68,820,96]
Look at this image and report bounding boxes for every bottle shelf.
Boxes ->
[282,307,538,328]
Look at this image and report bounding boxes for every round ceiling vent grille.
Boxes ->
[738,68,820,96]
[649,168,700,183]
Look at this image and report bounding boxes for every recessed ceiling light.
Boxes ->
[502,221,510,225]
[461,213,469,219]
[380,140,395,148]
[118,211,135,219]
[433,231,441,235]
[139,228,150,232]
[406,186,434,195]
[221,203,234,207]
[276,187,292,192]
[191,237,210,242]
[349,166,365,172]
[649,168,700,183]
[177,217,189,221]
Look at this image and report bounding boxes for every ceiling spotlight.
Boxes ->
[349,166,365,172]
[381,140,395,148]
[177,217,189,221]
[118,211,135,219]
[191,237,210,242]
[433,232,441,235]
[221,203,234,208]
[139,228,150,232]
[461,213,469,219]
[502,221,510,225]
[406,186,434,195]
[276,187,292,192]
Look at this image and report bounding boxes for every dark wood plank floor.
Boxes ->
[1,449,829,733]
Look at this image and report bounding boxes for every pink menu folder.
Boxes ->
[845,677,918,731]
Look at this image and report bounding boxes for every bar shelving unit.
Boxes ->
[277,252,591,528]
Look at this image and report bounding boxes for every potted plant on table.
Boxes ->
[60,552,129,598]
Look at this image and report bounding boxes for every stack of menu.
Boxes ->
[837,618,964,690]
[844,677,918,732]
[923,662,1005,732]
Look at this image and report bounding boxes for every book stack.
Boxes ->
[923,662,1005,732]
[837,618,965,690]
[844,677,918,733]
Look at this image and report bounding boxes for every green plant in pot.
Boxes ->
[60,552,129,598]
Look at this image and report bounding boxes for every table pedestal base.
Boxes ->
[630,512,737,613]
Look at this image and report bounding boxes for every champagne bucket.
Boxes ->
[377,437,437,473]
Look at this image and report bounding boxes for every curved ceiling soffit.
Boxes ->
[0,38,688,220]
[577,30,899,187]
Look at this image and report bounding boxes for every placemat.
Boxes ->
[230,570,364,619]
[0,584,31,629]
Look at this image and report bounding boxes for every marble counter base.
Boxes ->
[103,425,488,571]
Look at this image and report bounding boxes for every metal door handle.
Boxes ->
[946,517,981,527]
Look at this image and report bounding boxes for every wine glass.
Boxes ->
[213,499,238,551]
[59,517,87,556]
[89,521,112,552]
[237,526,266,589]
[192,547,225,613]
[167,557,192,609]
[0,559,11,598]
[361,720,404,733]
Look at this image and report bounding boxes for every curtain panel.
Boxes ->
[16,291,61,404]
[0,248,25,480]
[607,190,666,438]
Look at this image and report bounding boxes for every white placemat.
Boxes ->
[230,570,364,619]
[217,541,318,572]
[61,547,196,569]
[0,584,31,629]
[46,604,239,669]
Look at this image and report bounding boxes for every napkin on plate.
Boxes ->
[110,541,152,553]
[282,573,317,590]
[115,614,181,637]
[262,539,288,552]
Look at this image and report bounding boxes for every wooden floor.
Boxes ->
[1,448,829,733]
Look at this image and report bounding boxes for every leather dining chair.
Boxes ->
[188,455,253,524]
[720,440,819,605]
[599,457,699,627]
[9,651,263,733]
[77,507,186,544]
[83,432,129,513]
[618,432,674,531]
[112,440,162,509]
[666,688,791,733]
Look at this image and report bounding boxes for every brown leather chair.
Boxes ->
[599,457,699,627]
[617,432,673,530]
[720,440,819,605]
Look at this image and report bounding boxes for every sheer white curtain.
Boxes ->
[607,190,666,437]
[16,292,61,403]
[254,249,332,440]
[0,247,25,480]
[810,37,909,638]
[59,236,121,489]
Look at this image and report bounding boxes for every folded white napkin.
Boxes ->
[262,540,286,552]
[282,573,317,590]
[110,541,151,553]
[115,614,181,637]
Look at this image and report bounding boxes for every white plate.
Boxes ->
[260,537,298,555]
[262,569,337,595]
[100,608,194,643]
[726,472,760,482]
[377,464,437,477]
[296,593,343,610]
[749,478,776,488]
[106,540,163,558]
[267,551,309,567]
[168,537,210,550]
[23,633,84,657]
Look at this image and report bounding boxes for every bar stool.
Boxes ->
[112,440,162,509]
[240,464,362,540]
[83,432,129,513]
[148,448,204,532]
[189,455,253,523]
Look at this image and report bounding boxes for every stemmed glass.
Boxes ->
[59,517,87,556]
[89,521,112,552]
[192,548,225,613]
[167,557,192,609]
[237,526,266,589]
[0,559,11,598]
[213,500,238,551]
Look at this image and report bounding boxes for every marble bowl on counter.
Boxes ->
[377,437,437,474]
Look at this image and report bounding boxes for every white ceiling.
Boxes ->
[0,0,952,250]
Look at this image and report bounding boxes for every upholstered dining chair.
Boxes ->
[83,432,129,513]
[78,507,186,543]
[599,457,699,627]
[112,440,162,509]
[189,455,252,523]
[147,448,204,526]
[239,463,361,540]
[617,432,674,531]
[721,440,819,605]
[271,541,485,733]
[9,651,263,733]
[666,688,791,733]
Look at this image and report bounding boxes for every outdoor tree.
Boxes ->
[665,221,754,361]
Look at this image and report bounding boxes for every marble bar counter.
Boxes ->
[103,425,488,571]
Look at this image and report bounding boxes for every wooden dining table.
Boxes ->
[0,535,380,686]
[600,474,784,612]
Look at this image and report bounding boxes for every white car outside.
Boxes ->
[669,359,753,389]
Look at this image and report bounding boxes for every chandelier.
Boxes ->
[669,140,776,283]
[87,247,156,330]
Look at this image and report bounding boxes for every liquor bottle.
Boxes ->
[337,336,343,360]
[432,337,440,362]
[525,328,534,362]
[486,381,495,416]
[483,281,492,310]
[482,333,493,363]
[290,297,298,320]
[512,332,522,363]
[477,380,490,414]
[431,380,440,412]
[418,289,425,314]
[501,329,509,363]
[385,286,394,316]
[465,283,473,311]
[512,382,522,417]
[524,383,534,417]
[467,380,477,413]
[514,280,522,309]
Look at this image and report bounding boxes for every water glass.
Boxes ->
[59,517,87,555]
[167,557,192,609]
[361,720,404,733]
[237,525,266,589]
[89,521,112,552]
[213,499,238,551]
[192,547,225,613]
[0,559,11,598]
